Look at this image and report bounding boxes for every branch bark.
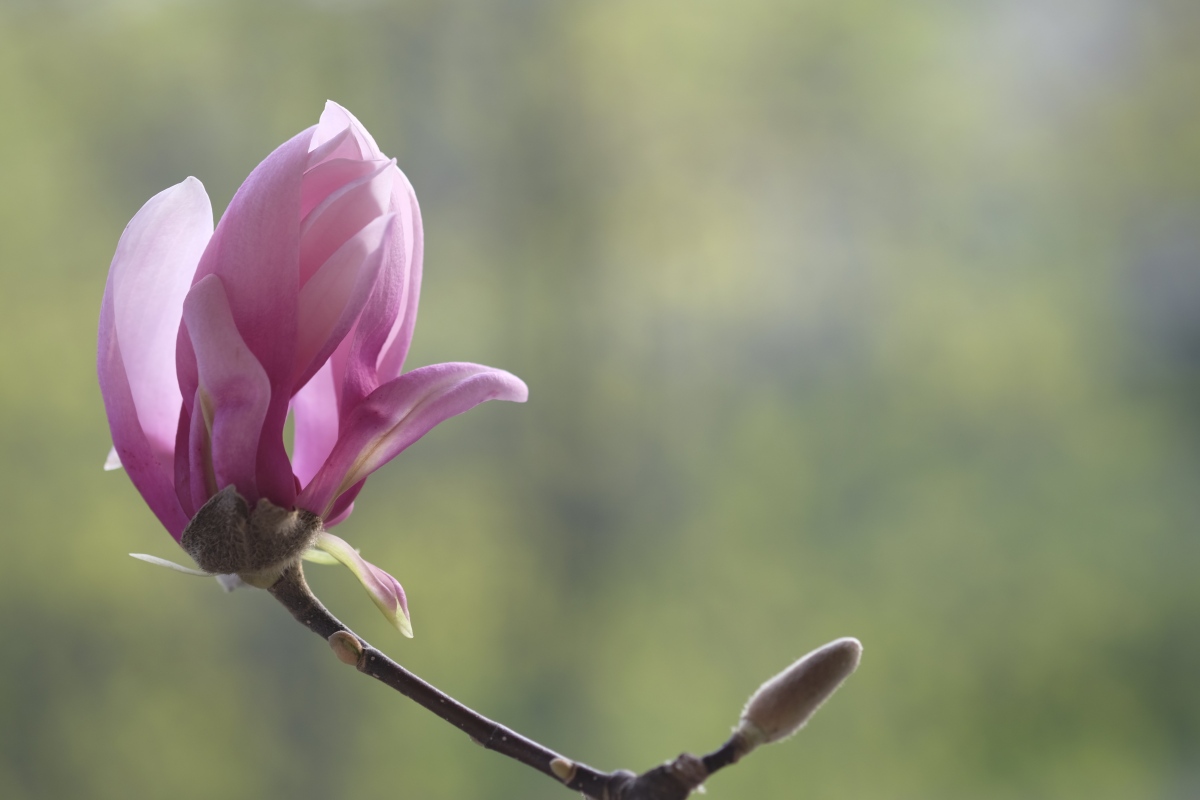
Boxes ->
[269,564,866,799]
[268,563,734,799]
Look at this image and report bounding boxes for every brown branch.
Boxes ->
[268,563,857,800]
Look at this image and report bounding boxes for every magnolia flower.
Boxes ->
[98,102,528,636]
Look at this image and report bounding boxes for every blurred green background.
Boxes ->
[2,0,1198,798]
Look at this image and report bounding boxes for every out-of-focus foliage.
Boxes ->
[2,1,1198,798]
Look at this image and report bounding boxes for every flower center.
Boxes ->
[180,485,323,588]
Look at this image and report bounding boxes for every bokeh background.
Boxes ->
[2,0,1198,798]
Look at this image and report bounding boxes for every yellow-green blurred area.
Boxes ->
[2,0,1198,797]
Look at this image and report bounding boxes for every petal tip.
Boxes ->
[509,374,530,403]
[129,552,211,577]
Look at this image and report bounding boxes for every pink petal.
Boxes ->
[297,363,528,517]
[98,178,212,538]
[104,177,213,465]
[314,531,411,637]
[300,156,382,220]
[182,275,272,502]
[184,127,314,509]
[307,126,361,172]
[311,101,384,161]
[186,386,215,511]
[375,173,424,384]
[292,214,394,389]
[324,478,365,525]
[298,158,394,288]
[323,500,355,528]
[341,168,424,413]
[291,361,340,489]
[172,404,195,518]
[98,337,191,538]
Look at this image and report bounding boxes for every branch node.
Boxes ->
[328,631,364,666]
[667,753,707,789]
[550,757,578,783]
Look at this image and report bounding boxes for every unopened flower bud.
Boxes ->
[736,637,862,748]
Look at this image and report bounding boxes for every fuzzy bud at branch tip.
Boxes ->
[736,636,862,749]
[328,631,364,666]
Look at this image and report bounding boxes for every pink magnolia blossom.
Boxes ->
[98,102,527,634]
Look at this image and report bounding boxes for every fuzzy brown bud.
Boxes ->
[180,486,323,588]
[736,637,862,748]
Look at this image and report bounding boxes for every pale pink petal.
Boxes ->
[341,169,423,412]
[297,363,528,517]
[300,157,382,220]
[314,531,411,637]
[311,100,384,160]
[376,173,424,383]
[182,275,272,502]
[185,127,314,509]
[98,178,212,539]
[172,403,195,518]
[292,214,394,389]
[307,126,360,171]
[298,158,394,287]
[98,329,190,538]
[105,177,213,465]
[180,398,211,515]
[291,361,340,489]
[323,494,358,527]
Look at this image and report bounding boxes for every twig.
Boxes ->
[268,563,859,800]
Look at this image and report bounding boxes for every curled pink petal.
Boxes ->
[306,125,361,173]
[341,169,423,413]
[182,275,272,501]
[315,531,411,637]
[292,214,394,389]
[375,173,424,384]
[300,156,382,220]
[311,100,384,161]
[299,158,394,288]
[297,362,528,517]
[185,127,314,509]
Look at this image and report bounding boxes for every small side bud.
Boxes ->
[328,631,364,666]
[549,757,577,783]
[737,637,862,749]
